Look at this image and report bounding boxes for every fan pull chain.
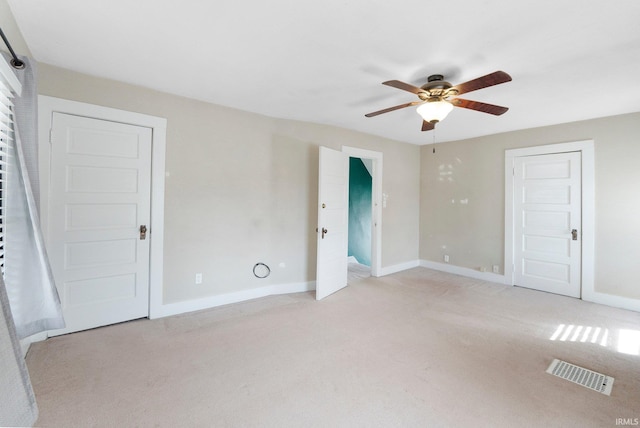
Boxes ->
[432,128,436,153]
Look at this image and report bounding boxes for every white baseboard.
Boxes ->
[31,263,639,344]
[151,281,316,319]
[420,260,640,313]
[378,260,420,277]
[20,331,48,357]
[419,259,508,284]
[582,289,640,313]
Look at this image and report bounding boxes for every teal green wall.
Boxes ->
[348,157,372,266]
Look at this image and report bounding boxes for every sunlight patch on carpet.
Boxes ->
[617,329,640,356]
[549,324,609,345]
[549,324,640,356]
[546,359,614,396]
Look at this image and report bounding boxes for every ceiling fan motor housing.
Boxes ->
[419,74,456,100]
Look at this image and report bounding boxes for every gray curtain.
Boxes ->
[0,272,38,426]
[0,51,38,426]
[2,52,65,338]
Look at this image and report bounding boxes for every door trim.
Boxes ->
[341,146,382,277]
[504,140,594,300]
[38,96,167,320]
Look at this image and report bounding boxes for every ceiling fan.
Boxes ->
[365,71,512,131]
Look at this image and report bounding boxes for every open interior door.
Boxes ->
[316,146,349,300]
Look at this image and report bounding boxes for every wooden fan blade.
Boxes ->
[382,80,425,95]
[450,98,509,115]
[450,71,512,96]
[421,120,435,131]
[365,101,421,117]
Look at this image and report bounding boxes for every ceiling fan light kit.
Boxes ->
[365,71,512,132]
[416,99,454,123]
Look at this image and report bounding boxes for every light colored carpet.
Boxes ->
[26,268,640,427]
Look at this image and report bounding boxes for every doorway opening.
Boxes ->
[348,157,372,282]
[342,146,382,281]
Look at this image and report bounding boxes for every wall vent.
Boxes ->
[546,359,614,396]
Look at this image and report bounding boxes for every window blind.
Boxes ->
[0,77,17,274]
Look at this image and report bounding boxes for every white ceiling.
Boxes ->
[8,0,640,145]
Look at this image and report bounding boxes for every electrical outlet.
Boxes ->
[444,255,449,263]
[195,273,202,284]
[492,265,500,274]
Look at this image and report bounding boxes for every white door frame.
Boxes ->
[38,96,167,319]
[342,146,382,277]
[504,140,594,299]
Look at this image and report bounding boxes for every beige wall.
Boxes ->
[37,64,420,304]
[5,0,638,307]
[420,112,640,300]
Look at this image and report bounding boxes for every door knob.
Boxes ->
[321,227,328,239]
[140,225,147,240]
[571,229,578,241]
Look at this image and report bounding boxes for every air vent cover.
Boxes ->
[546,359,614,396]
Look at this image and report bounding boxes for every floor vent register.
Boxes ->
[546,359,614,396]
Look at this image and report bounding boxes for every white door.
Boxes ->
[48,112,152,335]
[513,152,581,297]
[316,146,349,300]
